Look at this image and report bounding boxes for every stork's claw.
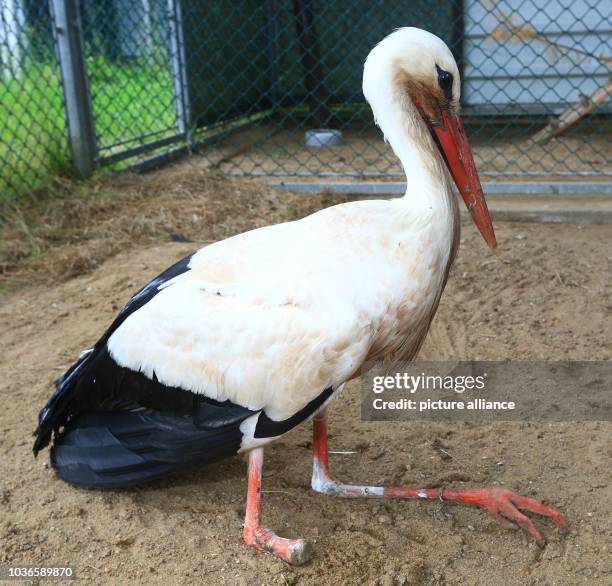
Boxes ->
[461,487,568,546]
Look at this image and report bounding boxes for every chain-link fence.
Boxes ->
[0,1,68,198]
[1,1,610,201]
[82,0,180,166]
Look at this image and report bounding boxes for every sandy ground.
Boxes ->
[1,171,611,585]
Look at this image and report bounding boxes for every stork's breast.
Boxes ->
[365,243,450,364]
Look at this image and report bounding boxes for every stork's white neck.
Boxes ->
[366,67,452,207]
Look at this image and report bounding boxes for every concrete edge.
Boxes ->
[271,181,612,196]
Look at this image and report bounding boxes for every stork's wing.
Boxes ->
[107,259,368,421]
[34,221,372,478]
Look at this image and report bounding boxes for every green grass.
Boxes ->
[87,53,177,154]
[0,53,177,203]
[0,60,68,201]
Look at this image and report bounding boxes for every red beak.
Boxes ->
[431,111,497,248]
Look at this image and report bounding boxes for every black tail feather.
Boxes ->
[51,410,245,488]
[33,341,253,457]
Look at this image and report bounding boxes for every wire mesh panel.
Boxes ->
[81,0,181,165]
[0,0,610,202]
[181,0,461,177]
[462,0,611,177]
[0,1,69,200]
[184,0,610,178]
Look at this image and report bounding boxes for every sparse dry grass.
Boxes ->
[0,165,351,290]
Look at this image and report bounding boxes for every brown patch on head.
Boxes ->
[391,65,460,183]
[393,67,454,124]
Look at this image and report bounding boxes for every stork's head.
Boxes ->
[363,28,496,248]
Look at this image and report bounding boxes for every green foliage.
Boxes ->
[0,60,68,201]
[0,53,176,203]
[89,52,176,151]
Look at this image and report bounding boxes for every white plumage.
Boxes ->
[107,30,462,441]
[108,198,457,429]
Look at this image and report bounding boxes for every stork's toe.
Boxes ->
[468,487,568,546]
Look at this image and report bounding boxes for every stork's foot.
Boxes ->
[243,526,312,565]
[446,487,568,546]
[243,447,313,565]
[311,411,567,547]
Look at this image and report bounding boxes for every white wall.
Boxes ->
[0,0,26,78]
[463,0,611,112]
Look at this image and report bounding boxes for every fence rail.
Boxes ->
[0,0,610,201]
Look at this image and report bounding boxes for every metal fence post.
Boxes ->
[50,0,97,178]
[167,0,192,147]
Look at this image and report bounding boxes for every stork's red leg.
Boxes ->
[243,447,312,565]
[312,410,567,546]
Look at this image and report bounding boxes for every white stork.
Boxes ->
[34,28,566,564]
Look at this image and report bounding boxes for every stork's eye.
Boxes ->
[435,64,453,102]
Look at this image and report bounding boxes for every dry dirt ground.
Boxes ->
[1,168,610,585]
[213,124,611,178]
